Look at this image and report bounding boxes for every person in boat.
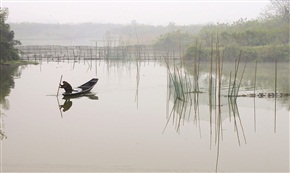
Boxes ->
[60,81,73,93]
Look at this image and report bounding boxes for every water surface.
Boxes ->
[0,60,289,172]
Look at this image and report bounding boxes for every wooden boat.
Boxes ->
[62,78,98,97]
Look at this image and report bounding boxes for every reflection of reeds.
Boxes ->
[135,61,140,108]
[163,97,192,134]
[228,97,247,146]
[134,26,141,108]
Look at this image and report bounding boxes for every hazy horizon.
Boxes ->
[2,0,270,26]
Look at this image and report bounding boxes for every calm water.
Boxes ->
[0,60,289,172]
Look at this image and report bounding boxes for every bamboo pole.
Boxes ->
[56,97,63,118]
[56,75,63,96]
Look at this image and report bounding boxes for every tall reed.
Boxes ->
[235,61,247,102]
[215,35,224,144]
[230,50,242,98]
[274,58,277,132]
[254,60,257,132]
[215,34,222,169]
[209,35,214,148]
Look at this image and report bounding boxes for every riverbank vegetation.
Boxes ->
[156,0,289,62]
[0,8,39,65]
[0,8,21,63]
[183,16,289,62]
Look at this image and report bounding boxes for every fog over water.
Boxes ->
[2,0,269,25]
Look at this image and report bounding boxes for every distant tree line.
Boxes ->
[154,30,195,51]
[156,0,289,62]
[10,21,202,46]
[183,15,289,62]
[0,8,21,62]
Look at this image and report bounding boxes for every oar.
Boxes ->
[56,75,63,96]
[56,96,63,118]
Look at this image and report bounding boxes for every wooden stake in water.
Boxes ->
[254,60,257,132]
[56,75,63,96]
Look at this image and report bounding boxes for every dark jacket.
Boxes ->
[60,81,73,93]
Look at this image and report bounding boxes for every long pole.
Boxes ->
[56,75,63,96]
[56,97,63,118]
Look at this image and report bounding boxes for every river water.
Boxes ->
[0,60,289,172]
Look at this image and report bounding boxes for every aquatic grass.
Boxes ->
[164,36,261,143]
[166,40,204,132]
[235,61,247,101]
[176,65,186,100]
[164,58,194,101]
[165,58,182,99]
[230,50,242,97]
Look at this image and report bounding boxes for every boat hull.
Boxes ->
[62,78,98,97]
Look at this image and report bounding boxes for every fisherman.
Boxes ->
[59,81,73,93]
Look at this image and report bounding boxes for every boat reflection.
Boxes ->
[57,92,99,117]
[59,99,73,112]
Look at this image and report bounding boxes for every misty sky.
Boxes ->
[2,0,270,25]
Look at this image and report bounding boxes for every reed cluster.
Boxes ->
[164,35,250,139]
